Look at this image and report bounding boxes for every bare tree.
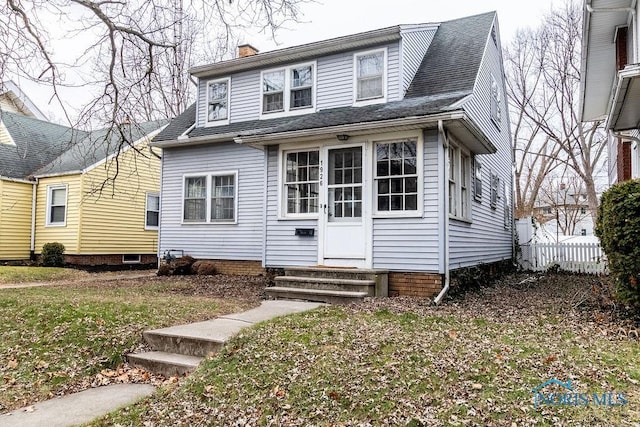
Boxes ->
[0,0,307,187]
[505,1,607,223]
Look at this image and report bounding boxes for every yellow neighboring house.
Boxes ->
[0,106,165,266]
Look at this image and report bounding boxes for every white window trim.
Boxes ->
[372,136,424,218]
[278,143,321,220]
[473,158,483,202]
[181,171,239,225]
[145,192,160,230]
[122,254,141,264]
[260,61,317,119]
[448,143,472,222]
[353,47,388,107]
[204,77,231,127]
[45,184,68,227]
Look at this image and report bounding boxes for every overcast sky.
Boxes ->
[17,0,559,122]
[249,0,558,54]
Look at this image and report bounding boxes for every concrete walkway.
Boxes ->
[0,300,323,427]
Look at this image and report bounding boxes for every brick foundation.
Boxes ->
[388,272,443,298]
[197,259,264,276]
[61,254,158,266]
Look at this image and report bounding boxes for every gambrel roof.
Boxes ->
[154,12,497,145]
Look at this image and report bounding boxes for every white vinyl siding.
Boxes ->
[46,185,67,227]
[451,16,513,269]
[159,143,263,261]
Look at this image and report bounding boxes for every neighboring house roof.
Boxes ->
[155,12,496,147]
[0,80,48,120]
[34,120,166,176]
[0,110,85,179]
[0,109,165,179]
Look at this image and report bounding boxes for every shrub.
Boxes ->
[595,179,640,307]
[171,255,196,275]
[191,260,217,276]
[157,264,172,276]
[41,242,65,267]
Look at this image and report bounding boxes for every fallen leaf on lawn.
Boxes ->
[101,369,118,377]
[471,383,483,390]
[544,354,557,364]
[7,359,18,369]
[448,330,458,340]
[35,360,49,370]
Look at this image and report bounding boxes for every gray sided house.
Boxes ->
[154,12,514,299]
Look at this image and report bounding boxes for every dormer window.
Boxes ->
[354,48,387,105]
[206,78,229,124]
[490,73,501,127]
[261,62,315,117]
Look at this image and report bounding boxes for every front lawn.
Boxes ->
[0,276,263,412]
[0,265,84,284]
[97,274,640,426]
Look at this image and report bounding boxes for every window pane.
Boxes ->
[390,159,402,175]
[391,195,403,210]
[378,179,389,195]
[376,144,389,160]
[291,88,312,108]
[357,77,383,100]
[291,66,312,87]
[208,102,227,121]
[147,194,160,211]
[263,92,283,112]
[377,161,389,177]
[404,157,417,175]
[184,199,205,221]
[52,188,66,205]
[185,177,206,198]
[146,211,159,227]
[405,195,418,210]
[263,70,284,92]
[378,196,389,211]
[51,206,65,223]
[357,52,383,77]
[209,82,227,100]
[405,177,418,193]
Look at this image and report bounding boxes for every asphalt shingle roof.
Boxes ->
[154,12,496,144]
[0,111,85,179]
[35,120,166,176]
[0,110,165,179]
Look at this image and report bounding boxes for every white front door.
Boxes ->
[320,144,367,267]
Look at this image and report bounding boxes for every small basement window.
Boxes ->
[123,254,141,264]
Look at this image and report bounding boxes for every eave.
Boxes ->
[580,0,635,122]
[153,111,497,155]
[607,64,640,130]
[190,26,404,79]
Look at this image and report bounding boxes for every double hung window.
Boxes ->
[183,173,237,223]
[262,63,315,115]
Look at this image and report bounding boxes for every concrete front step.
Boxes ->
[284,266,388,281]
[275,276,375,295]
[127,351,203,377]
[266,286,368,304]
[143,318,247,357]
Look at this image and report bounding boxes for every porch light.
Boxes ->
[336,134,350,141]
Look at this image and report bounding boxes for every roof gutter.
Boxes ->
[0,175,36,184]
[33,170,83,179]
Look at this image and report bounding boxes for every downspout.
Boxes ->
[30,177,38,260]
[434,120,450,305]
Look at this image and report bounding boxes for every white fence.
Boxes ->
[518,242,608,275]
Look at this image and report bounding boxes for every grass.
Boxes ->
[0,265,84,284]
[94,274,640,426]
[0,278,256,412]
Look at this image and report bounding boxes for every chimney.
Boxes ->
[238,44,259,58]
